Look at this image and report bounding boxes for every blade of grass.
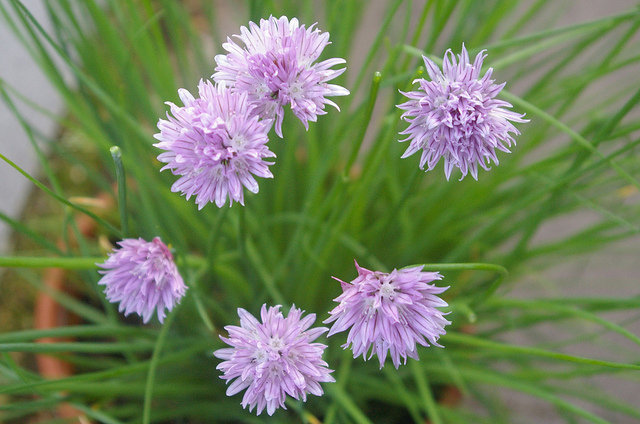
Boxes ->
[0,152,122,237]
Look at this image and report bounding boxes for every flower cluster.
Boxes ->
[214,305,334,416]
[99,16,527,418]
[213,16,349,137]
[97,237,187,324]
[324,262,451,369]
[154,80,275,208]
[398,44,528,180]
[154,16,348,210]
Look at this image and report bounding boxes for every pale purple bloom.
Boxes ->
[324,261,450,369]
[154,80,275,208]
[97,237,186,324]
[214,304,334,416]
[398,44,528,180]
[213,16,349,137]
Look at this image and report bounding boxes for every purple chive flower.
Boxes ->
[214,304,334,416]
[154,80,275,208]
[97,237,186,324]
[397,44,528,180]
[324,261,450,369]
[213,16,350,138]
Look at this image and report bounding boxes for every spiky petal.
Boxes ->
[154,80,275,208]
[214,304,335,416]
[324,261,451,369]
[97,237,186,324]
[213,16,349,137]
[397,44,528,180]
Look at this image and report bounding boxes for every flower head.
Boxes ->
[213,16,349,137]
[324,261,450,369]
[154,80,275,208]
[97,237,186,324]
[397,44,528,180]
[214,304,334,416]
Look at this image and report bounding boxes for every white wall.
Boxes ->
[0,1,64,254]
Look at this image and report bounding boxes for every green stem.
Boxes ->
[0,152,122,238]
[142,304,178,424]
[0,325,155,343]
[503,92,640,190]
[0,256,102,269]
[325,348,354,424]
[188,269,216,333]
[325,384,374,424]
[0,341,212,396]
[410,360,442,424]
[419,262,509,300]
[0,253,216,273]
[445,332,640,371]
[382,365,423,422]
[207,206,229,273]
[368,165,421,239]
[110,146,129,237]
[486,298,640,347]
[0,341,157,354]
[342,71,382,180]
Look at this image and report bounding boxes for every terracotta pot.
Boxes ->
[34,193,112,422]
